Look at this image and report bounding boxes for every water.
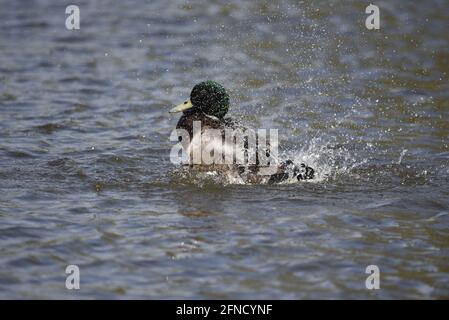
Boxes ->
[0,0,448,299]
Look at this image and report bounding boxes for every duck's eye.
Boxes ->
[184,101,188,105]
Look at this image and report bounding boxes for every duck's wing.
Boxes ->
[177,114,315,183]
[222,116,281,167]
[266,161,315,183]
[221,117,315,182]
[223,117,243,130]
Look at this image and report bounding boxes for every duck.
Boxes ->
[169,80,314,184]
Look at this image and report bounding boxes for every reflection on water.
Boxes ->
[0,0,448,298]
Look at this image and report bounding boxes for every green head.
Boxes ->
[170,81,230,119]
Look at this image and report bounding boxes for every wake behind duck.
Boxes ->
[169,80,315,184]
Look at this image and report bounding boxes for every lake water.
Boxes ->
[0,0,448,299]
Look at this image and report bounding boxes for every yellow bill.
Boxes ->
[169,99,193,113]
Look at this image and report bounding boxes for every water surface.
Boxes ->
[0,0,448,299]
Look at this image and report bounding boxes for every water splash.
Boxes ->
[397,149,408,165]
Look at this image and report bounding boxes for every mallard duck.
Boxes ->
[169,80,314,184]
